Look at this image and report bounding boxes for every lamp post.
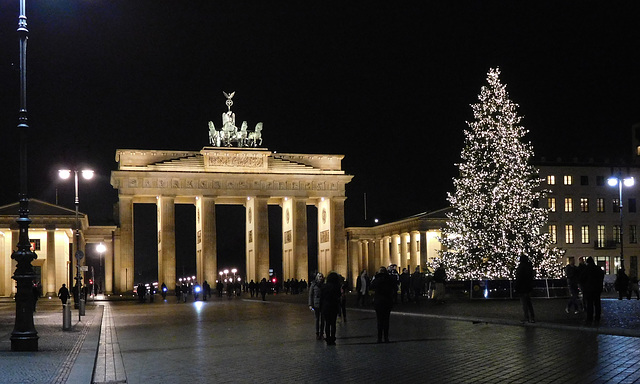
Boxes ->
[608,175,635,272]
[59,169,94,321]
[10,0,38,352]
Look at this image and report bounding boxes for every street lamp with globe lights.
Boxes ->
[607,175,635,272]
[59,168,94,319]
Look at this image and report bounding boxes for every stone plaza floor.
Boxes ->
[1,291,639,383]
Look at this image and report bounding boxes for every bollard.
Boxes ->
[63,304,72,330]
[79,298,85,316]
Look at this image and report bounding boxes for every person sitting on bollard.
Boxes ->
[58,283,70,308]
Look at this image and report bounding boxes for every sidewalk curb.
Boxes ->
[66,305,104,384]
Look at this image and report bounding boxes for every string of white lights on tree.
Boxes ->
[435,68,564,280]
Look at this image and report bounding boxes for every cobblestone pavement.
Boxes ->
[110,294,640,384]
[1,292,640,383]
[0,298,102,384]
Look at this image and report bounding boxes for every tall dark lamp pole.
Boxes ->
[59,169,94,321]
[11,0,39,352]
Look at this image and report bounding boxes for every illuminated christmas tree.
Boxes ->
[437,68,563,280]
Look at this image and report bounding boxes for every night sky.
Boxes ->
[1,2,639,280]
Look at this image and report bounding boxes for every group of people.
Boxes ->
[516,255,606,326]
[310,265,413,345]
[613,268,640,300]
[308,272,349,345]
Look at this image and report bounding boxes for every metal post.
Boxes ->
[11,0,39,351]
[618,181,624,271]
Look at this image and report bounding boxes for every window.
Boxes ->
[580,198,589,212]
[630,225,637,244]
[548,197,556,212]
[564,175,573,185]
[565,224,574,244]
[597,198,605,212]
[596,176,605,186]
[613,225,621,243]
[613,198,621,213]
[547,175,556,185]
[580,176,589,185]
[564,198,573,212]
[549,225,557,244]
[597,225,606,248]
[629,198,637,213]
[581,225,590,244]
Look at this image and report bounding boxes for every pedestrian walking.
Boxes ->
[370,266,395,343]
[339,277,348,322]
[32,281,40,312]
[628,276,640,300]
[515,255,535,323]
[259,278,268,301]
[355,269,369,306]
[433,266,447,304]
[565,259,581,314]
[614,269,629,300]
[57,283,70,307]
[320,272,342,346]
[399,268,411,303]
[582,256,605,326]
[308,273,325,340]
[410,266,424,303]
[175,284,182,303]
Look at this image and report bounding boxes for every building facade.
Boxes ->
[0,199,115,297]
[538,159,640,279]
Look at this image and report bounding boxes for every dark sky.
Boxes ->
[1,2,640,278]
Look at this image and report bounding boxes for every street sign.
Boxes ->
[80,266,89,272]
[75,250,84,260]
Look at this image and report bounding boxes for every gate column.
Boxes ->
[246,197,269,282]
[117,196,134,293]
[196,196,217,287]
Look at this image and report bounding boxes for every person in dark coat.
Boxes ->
[370,266,395,343]
[582,256,605,326]
[515,255,535,323]
[355,270,370,306]
[58,284,70,307]
[614,269,629,300]
[259,278,269,301]
[410,266,424,303]
[399,268,411,303]
[32,282,41,312]
[320,272,342,346]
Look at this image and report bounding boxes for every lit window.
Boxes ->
[564,175,573,185]
[547,175,556,185]
[548,197,556,212]
[581,225,590,244]
[580,198,589,212]
[565,224,574,244]
[549,225,557,244]
[614,225,621,244]
[597,225,606,248]
[596,198,605,212]
[564,198,573,212]
[630,225,638,244]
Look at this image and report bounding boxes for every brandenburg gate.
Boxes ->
[110,95,352,293]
